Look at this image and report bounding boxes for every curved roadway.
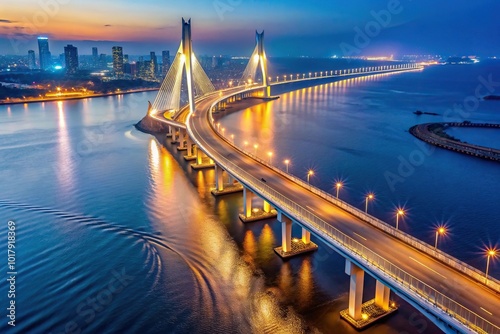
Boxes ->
[180,85,500,333]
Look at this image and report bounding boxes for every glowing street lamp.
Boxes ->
[267,151,273,165]
[396,209,405,230]
[365,193,374,213]
[254,144,258,155]
[230,134,234,143]
[222,128,225,136]
[284,159,290,173]
[309,72,312,78]
[307,170,314,184]
[335,182,343,198]
[243,141,249,150]
[435,226,446,249]
[485,248,498,284]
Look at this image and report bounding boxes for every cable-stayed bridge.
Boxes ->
[141,18,500,334]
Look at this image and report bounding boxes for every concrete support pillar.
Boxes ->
[243,188,253,218]
[215,165,224,192]
[196,149,203,165]
[180,130,187,148]
[263,200,271,213]
[278,212,292,253]
[172,128,178,143]
[375,280,391,311]
[301,228,311,245]
[345,260,365,320]
[186,137,193,156]
[228,174,234,185]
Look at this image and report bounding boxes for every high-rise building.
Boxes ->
[136,60,155,81]
[92,47,98,68]
[123,54,129,64]
[99,54,107,69]
[150,51,157,76]
[64,44,79,75]
[162,50,170,75]
[27,50,36,70]
[37,37,52,71]
[112,46,124,78]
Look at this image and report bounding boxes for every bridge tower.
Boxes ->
[148,18,215,118]
[240,31,270,96]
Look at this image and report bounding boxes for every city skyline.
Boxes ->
[1,0,499,57]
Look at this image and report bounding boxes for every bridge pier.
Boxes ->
[340,259,397,329]
[273,212,318,258]
[171,127,179,144]
[211,164,243,196]
[238,187,277,223]
[190,149,215,170]
[183,137,196,161]
[177,129,188,151]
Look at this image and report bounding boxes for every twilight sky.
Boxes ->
[1,0,499,57]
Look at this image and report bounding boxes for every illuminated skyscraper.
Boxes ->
[162,50,170,75]
[112,46,124,78]
[64,44,79,75]
[37,37,52,71]
[27,50,36,70]
[150,51,157,77]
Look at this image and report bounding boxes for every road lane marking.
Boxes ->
[306,205,315,212]
[353,232,367,241]
[408,257,447,279]
[480,307,493,316]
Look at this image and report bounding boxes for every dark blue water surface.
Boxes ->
[0,60,498,334]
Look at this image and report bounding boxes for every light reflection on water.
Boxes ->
[0,71,461,333]
[145,137,312,333]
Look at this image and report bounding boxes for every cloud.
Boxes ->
[0,19,15,24]
[104,24,112,27]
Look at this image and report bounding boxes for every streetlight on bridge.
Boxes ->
[396,208,405,230]
[284,159,290,173]
[267,151,273,165]
[254,144,258,155]
[485,248,498,284]
[307,170,314,184]
[365,193,374,213]
[434,226,446,249]
[335,182,343,199]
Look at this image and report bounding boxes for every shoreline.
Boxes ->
[0,87,159,106]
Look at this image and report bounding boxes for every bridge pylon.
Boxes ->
[240,31,270,96]
[149,18,215,118]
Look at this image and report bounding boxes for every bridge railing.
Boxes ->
[189,117,499,334]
